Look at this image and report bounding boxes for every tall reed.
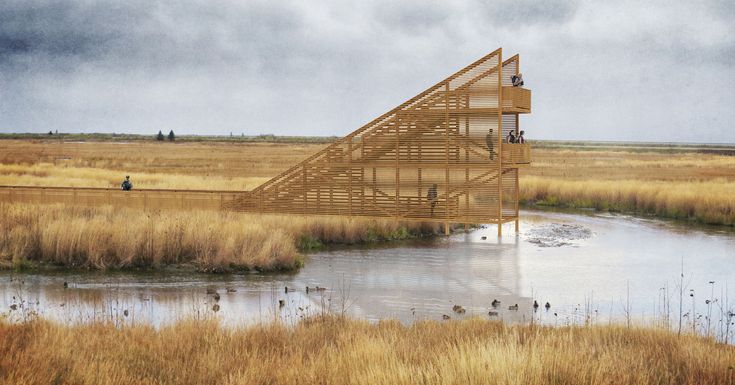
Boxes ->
[521,176,735,225]
[0,203,439,271]
[0,316,732,385]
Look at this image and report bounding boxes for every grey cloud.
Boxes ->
[478,0,578,26]
[0,0,733,143]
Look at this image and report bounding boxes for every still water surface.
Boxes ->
[2,210,733,326]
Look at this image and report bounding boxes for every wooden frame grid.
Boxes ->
[225,48,532,232]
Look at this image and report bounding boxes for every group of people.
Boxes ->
[505,130,526,144]
[483,129,526,160]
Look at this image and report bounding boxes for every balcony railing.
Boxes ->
[501,143,531,165]
[501,86,531,113]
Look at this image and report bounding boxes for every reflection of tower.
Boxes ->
[290,233,530,322]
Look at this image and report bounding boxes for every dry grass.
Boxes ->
[521,177,735,225]
[2,139,735,225]
[521,149,735,225]
[0,316,732,385]
[0,203,438,271]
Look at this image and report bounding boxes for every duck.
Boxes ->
[491,299,501,307]
[508,304,519,311]
[213,293,221,302]
[278,299,285,308]
[533,300,539,309]
[442,314,451,320]
[226,287,237,293]
[205,288,216,295]
[285,286,289,293]
[545,302,551,309]
[63,281,69,289]
[452,305,466,314]
[488,311,499,317]
[212,304,220,312]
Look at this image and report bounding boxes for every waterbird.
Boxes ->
[206,288,216,295]
[306,286,310,294]
[491,299,500,307]
[63,281,68,289]
[481,236,487,240]
[226,287,236,293]
[533,300,539,309]
[285,286,289,293]
[315,286,327,292]
[9,304,17,311]
[545,302,551,309]
[213,293,221,302]
[123,309,129,317]
[279,299,285,308]
[488,311,499,317]
[452,305,466,314]
[212,304,220,312]
[442,314,451,320]
[508,304,519,311]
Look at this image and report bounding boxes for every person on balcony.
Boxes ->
[506,130,516,144]
[427,184,438,217]
[511,73,524,87]
[485,129,495,160]
[516,130,526,144]
[121,176,133,191]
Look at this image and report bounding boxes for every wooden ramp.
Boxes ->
[224,48,532,234]
[0,48,532,234]
[0,186,241,211]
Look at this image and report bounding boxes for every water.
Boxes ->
[2,210,734,329]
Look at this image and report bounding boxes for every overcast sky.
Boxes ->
[1,0,733,142]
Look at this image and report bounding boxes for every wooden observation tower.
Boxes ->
[226,48,532,235]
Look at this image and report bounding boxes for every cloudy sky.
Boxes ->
[1,0,733,142]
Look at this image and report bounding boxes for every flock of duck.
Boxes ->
[442,299,552,320]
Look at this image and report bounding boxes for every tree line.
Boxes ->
[157,130,175,141]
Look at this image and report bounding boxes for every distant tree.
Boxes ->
[156,130,164,141]
[48,130,53,136]
[168,130,175,141]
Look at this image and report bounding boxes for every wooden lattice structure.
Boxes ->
[225,48,532,235]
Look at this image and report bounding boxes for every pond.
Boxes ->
[2,210,734,332]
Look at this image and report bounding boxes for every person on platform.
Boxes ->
[427,184,438,217]
[485,129,495,160]
[511,73,524,87]
[121,176,133,191]
[506,130,516,144]
[516,130,526,144]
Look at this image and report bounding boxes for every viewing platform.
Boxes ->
[502,86,531,113]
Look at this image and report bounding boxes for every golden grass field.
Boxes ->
[0,203,437,271]
[1,139,734,223]
[1,138,734,270]
[1,316,733,385]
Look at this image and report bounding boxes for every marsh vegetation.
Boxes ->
[1,316,733,385]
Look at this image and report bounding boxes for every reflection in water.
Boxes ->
[1,210,734,328]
